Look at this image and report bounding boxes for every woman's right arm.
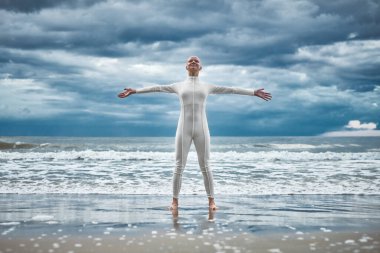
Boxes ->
[118,84,177,98]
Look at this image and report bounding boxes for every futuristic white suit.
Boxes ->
[136,76,255,198]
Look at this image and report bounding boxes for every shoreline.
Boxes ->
[1,194,380,252]
[1,194,380,232]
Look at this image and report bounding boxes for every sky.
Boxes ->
[0,0,379,137]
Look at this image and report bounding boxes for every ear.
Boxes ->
[186,65,189,70]
[199,65,202,70]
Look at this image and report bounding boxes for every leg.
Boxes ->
[171,122,192,210]
[193,124,217,210]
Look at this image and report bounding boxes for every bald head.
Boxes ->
[186,56,202,76]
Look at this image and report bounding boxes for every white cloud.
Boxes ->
[347,32,358,39]
[321,130,380,137]
[321,120,379,137]
[294,40,380,68]
[345,120,377,130]
[0,78,78,118]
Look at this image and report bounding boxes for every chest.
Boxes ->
[177,84,208,103]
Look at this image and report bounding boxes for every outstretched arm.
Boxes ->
[118,84,177,98]
[209,85,272,101]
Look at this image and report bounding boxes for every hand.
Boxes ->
[118,88,136,98]
[254,88,272,101]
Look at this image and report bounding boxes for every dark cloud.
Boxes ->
[0,0,106,13]
[313,0,380,43]
[316,0,380,24]
[1,0,379,62]
[337,64,380,92]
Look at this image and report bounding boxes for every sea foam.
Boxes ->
[1,137,379,195]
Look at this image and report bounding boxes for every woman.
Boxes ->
[118,56,271,211]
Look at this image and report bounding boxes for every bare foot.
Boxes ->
[169,203,178,210]
[208,197,217,211]
[209,203,217,211]
[169,197,178,211]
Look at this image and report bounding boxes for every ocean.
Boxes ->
[1,136,380,252]
[1,136,379,195]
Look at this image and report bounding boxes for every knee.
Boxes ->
[174,161,184,174]
[200,163,211,173]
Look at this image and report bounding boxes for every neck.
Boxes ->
[187,70,199,76]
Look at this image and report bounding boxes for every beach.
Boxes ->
[1,194,380,253]
[2,230,379,253]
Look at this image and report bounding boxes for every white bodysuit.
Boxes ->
[136,76,255,198]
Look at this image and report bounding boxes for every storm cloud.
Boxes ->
[0,0,379,136]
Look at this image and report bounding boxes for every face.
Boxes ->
[186,56,202,72]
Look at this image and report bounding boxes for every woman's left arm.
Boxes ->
[209,84,272,101]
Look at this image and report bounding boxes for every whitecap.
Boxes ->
[0,222,20,226]
[31,214,55,222]
[271,144,318,149]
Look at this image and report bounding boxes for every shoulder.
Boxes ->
[170,82,182,89]
[172,81,182,86]
[203,82,218,91]
[199,81,215,87]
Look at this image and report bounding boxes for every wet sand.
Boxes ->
[1,194,380,252]
[1,230,379,253]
